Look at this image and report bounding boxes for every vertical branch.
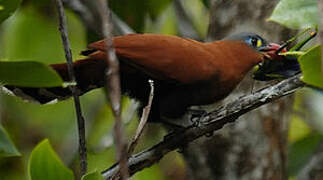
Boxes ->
[97,0,129,179]
[54,0,87,176]
[318,0,323,76]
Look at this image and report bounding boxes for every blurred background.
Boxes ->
[0,0,322,179]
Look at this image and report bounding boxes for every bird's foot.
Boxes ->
[188,109,208,127]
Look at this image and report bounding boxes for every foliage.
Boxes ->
[270,0,323,89]
[28,139,74,180]
[299,45,323,89]
[269,0,317,29]
[2,5,86,62]
[0,61,64,87]
[270,0,323,178]
[82,171,105,180]
[0,0,22,23]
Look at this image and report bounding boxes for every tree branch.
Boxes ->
[97,0,129,179]
[54,0,87,176]
[101,75,304,179]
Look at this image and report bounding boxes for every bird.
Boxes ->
[5,32,283,123]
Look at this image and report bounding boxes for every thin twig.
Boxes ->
[97,0,129,179]
[102,75,304,179]
[128,80,154,155]
[318,0,323,76]
[54,0,87,176]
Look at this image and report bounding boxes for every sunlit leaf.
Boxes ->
[298,45,323,89]
[0,124,20,157]
[82,171,105,180]
[0,0,21,23]
[0,61,64,87]
[269,0,317,29]
[28,139,74,180]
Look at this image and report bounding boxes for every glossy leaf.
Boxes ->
[269,0,317,29]
[298,45,323,89]
[0,61,64,87]
[82,171,105,180]
[0,124,20,157]
[0,0,22,23]
[28,139,74,180]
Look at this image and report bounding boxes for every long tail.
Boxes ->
[4,58,107,104]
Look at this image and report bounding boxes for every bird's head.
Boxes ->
[225,32,284,60]
[225,32,299,81]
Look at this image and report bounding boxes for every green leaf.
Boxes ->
[298,45,323,88]
[82,171,105,180]
[269,0,317,29]
[0,124,20,157]
[288,133,323,176]
[28,139,74,180]
[0,61,64,87]
[0,0,22,23]
[2,5,87,63]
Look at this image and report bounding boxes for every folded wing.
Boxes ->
[87,34,218,84]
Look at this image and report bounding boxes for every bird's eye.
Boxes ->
[249,37,262,48]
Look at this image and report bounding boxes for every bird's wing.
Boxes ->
[87,34,219,84]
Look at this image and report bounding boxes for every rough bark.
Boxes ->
[183,1,295,180]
